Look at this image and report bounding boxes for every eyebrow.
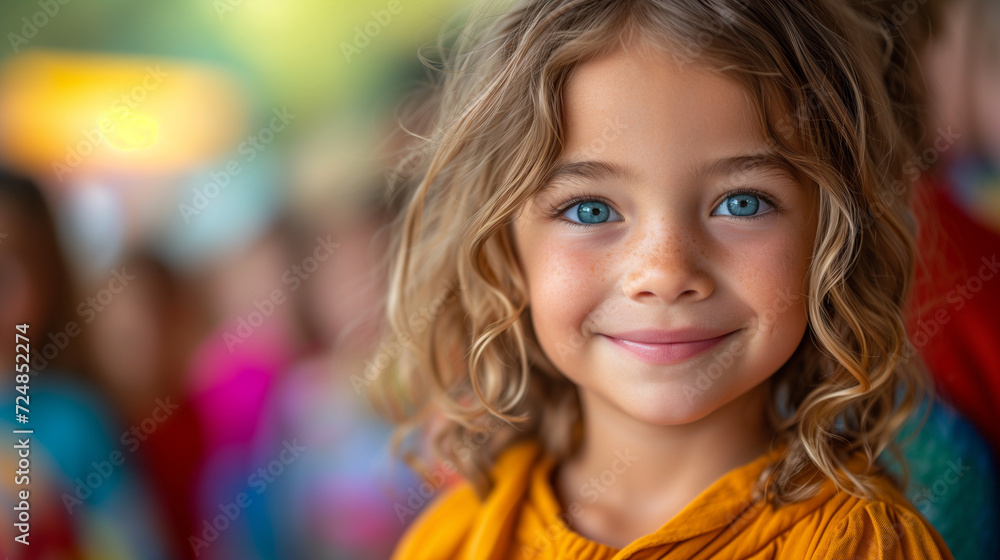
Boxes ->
[703,153,795,178]
[540,152,795,191]
[542,160,640,190]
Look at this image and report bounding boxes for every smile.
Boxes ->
[599,331,736,365]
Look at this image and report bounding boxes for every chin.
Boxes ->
[610,383,734,426]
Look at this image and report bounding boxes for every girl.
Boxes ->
[371,0,956,558]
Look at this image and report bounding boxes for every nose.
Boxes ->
[621,226,715,304]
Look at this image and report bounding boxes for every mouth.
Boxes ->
[599,329,738,365]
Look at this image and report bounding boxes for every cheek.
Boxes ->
[728,230,812,341]
[522,236,611,362]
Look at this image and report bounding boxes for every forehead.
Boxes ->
[560,43,770,164]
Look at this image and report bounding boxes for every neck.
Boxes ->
[556,379,776,520]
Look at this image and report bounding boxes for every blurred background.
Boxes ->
[0,0,997,559]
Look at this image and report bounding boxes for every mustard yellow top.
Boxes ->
[390,438,954,560]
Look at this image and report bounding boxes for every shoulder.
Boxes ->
[390,439,544,560]
[391,478,481,560]
[811,489,954,560]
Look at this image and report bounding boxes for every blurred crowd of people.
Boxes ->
[0,161,429,559]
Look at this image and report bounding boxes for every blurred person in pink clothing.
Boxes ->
[184,216,311,559]
[254,195,424,559]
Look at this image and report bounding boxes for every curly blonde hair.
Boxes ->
[368,0,939,507]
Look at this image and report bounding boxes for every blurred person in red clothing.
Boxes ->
[88,251,209,559]
[909,0,1000,458]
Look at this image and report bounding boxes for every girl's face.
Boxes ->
[511,44,819,425]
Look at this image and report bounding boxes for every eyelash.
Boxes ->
[545,194,618,229]
[545,188,782,228]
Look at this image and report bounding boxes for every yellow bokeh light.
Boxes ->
[0,50,248,183]
[98,107,159,151]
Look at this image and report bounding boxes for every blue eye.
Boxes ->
[714,193,774,218]
[548,191,776,226]
[562,200,621,224]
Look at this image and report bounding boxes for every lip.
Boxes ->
[600,328,738,365]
